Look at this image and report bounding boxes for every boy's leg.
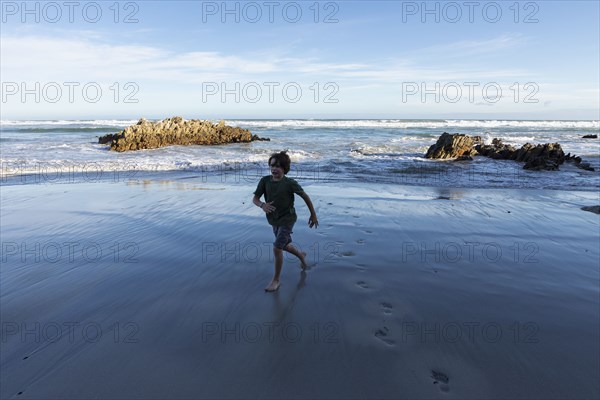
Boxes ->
[265,247,283,292]
[266,224,307,291]
[279,224,307,269]
[284,243,308,269]
[266,225,286,292]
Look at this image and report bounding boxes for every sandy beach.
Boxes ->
[1,172,598,399]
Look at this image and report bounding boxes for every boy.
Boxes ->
[252,151,319,292]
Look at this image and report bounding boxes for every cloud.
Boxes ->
[416,34,527,57]
[1,32,533,86]
[1,34,282,83]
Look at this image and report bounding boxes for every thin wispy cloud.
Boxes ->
[420,34,527,55]
[1,33,534,84]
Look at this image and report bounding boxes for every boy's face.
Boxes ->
[269,159,283,179]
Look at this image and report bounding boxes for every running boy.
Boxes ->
[252,151,319,292]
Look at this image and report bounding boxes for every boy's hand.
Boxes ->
[308,214,319,228]
[262,201,276,213]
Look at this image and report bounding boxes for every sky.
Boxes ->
[1,0,599,120]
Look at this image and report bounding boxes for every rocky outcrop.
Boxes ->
[564,153,595,171]
[582,134,598,139]
[98,117,269,152]
[581,206,600,214]
[475,138,518,160]
[425,132,482,159]
[425,133,594,171]
[475,139,566,171]
[98,133,120,145]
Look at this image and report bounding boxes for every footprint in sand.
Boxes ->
[318,225,334,236]
[374,326,395,346]
[356,280,369,289]
[430,370,450,393]
[380,302,393,315]
[355,263,366,272]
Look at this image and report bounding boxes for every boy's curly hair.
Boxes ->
[268,151,291,174]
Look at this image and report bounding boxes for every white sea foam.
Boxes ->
[0,119,138,127]
[2,119,598,130]
[445,120,600,129]
[226,119,600,130]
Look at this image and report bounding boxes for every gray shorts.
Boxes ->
[272,224,294,250]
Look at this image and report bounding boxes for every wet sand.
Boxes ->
[1,175,599,399]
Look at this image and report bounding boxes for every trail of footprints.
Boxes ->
[368,297,452,393]
[350,251,451,393]
[326,204,451,393]
[336,215,396,348]
[373,302,395,346]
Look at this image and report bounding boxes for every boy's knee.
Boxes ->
[273,246,283,255]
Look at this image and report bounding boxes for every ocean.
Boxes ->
[1,119,599,191]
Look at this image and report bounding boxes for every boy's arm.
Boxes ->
[252,195,264,209]
[253,195,275,213]
[299,192,319,228]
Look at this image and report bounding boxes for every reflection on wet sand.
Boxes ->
[126,179,226,191]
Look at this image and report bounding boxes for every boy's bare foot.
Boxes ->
[265,280,280,292]
[300,252,309,270]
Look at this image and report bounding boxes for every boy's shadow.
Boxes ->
[270,270,308,321]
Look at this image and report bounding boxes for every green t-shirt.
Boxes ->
[254,175,304,226]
